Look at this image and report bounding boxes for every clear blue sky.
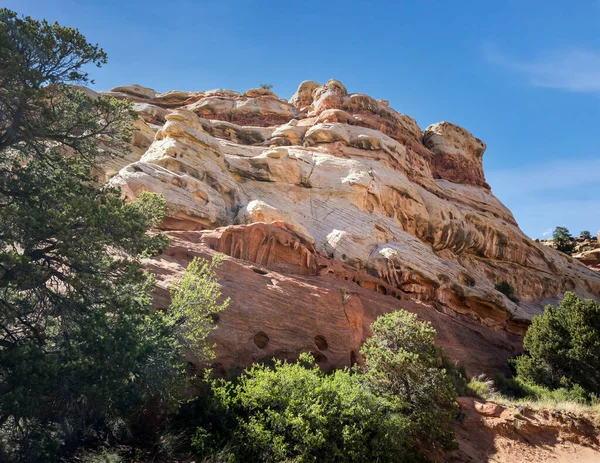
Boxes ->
[8,0,600,238]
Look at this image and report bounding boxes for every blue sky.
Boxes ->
[7,0,600,238]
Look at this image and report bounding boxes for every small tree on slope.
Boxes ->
[360,310,458,450]
[514,292,600,397]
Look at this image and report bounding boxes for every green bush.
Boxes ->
[209,354,422,463]
[495,281,519,302]
[361,311,458,450]
[442,356,469,396]
[513,292,600,399]
[581,230,592,240]
[184,310,458,461]
[168,255,230,362]
[553,226,574,253]
[492,372,592,407]
[466,377,494,398]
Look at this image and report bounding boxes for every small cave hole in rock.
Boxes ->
[253,331,269,349]
[314,335,328,351]
[312,351,327,364]
[350,351,358,367]
[209,312,220,324]
[251,267,268,275]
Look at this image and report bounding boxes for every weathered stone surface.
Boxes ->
[540,232,600,271]
[102,79,600,373]
[423,121,489,188]
[474,401,504,417]
[575,248,600,271]
[145,226,523,374]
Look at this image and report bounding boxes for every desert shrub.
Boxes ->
[361,311,458,450]
[495,281,519,302]
[168,255,230,362]
[491,372,530,398]
[208,354,422,463]
[553,226,574,253]
[581,230,592,240]
[491,372,595,412]
[80,448,123,463]
[513,292,600,399]
[259,83,274,90]
[442,356,469,396]
[465,376,495,398]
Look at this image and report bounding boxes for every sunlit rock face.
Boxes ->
[97,80,600,374]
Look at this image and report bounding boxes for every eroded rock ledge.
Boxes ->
[94,79,600,373]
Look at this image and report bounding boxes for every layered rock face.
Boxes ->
[540,233,600,271]
[96,80,600,374]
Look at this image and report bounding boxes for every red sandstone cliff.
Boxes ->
[91,79,600,375]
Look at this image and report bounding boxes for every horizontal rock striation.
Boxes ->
[97,80,600,373]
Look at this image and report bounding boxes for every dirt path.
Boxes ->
[436,398,600,462]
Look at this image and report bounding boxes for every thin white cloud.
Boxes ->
[484,44,600,93]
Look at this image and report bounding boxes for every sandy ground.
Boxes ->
[437,398,600,463]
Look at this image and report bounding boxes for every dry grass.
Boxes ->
[491,395,600,416]
[465,376,600,418]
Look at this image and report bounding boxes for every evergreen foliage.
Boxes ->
[207,354,422,463]
[168,256,229,362]
[361,311,458,449]
[0,9,223,461]
[552,226,574,253]
[513,292,600,398]
[495,281,518,302]
[187,311,458,462]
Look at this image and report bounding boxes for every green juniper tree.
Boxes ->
[360,311,458,450]
[513,292,600,398]
[0,9,186,461]
[552,226,574,254]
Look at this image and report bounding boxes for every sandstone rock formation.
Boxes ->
[575,248,600,271]
[540,232,600,271]
[94,80,600,374]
